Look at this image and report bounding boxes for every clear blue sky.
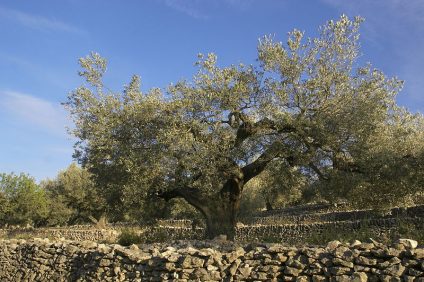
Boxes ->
[0,0,423,182]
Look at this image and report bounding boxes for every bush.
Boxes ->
[117,228,142,246]
[305,225,375,245]
[395,218,424,244]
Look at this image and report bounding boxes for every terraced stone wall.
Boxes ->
[1,217,423,244]
[142,217,424,244]
[0,227,119,242]
[235,218,424,243]
[0,238,423,281]
[248,205,424,225]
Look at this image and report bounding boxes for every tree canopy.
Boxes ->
[65,15,424,238]
[0,173,49,226]
[42,163,105,225]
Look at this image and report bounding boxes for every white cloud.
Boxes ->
[0,6,84,34]
[321,0,424,111]
[160,0,254,20]
[321,0,424,35]
[223,0,253,10]
[162,0,208,19]
[0,53,77,90]
[0,91,70,135]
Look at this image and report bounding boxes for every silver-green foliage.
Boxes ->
[66,15,424,219]
[42,163,106,224]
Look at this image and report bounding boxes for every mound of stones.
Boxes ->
[0,237,423,281]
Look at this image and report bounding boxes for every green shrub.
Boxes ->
[305,222,376,245]
[117,228,142,246]
[394,219,424,243]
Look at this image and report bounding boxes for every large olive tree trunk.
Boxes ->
[203,181,242,239]
[158,178,243,240]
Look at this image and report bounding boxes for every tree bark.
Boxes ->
[265,200,274,211]
[202,199,238,239]
[157,178,243,240]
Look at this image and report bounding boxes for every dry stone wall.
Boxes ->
[0,238,423,281]
[247,205,424,226]
[1,217,423,244]
[0,227,119,242]
[142,217,424,244]
[235,218,424,244]
[1,205,423,245]
[258,203,348,217]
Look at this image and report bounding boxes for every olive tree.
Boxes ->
[66,15,424,239]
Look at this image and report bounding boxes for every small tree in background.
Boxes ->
[0,173,49,226]
[42,163,106,225]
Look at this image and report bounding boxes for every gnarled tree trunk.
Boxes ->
[158,178,243,240]
[203,182,242,239]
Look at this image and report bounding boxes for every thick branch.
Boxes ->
[234,117,295,147]
[242,142,283,183]
[309,162,329,180]
[157,187,209,216]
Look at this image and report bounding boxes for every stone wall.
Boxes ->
[258,203,348,217]
[1,217,423,244]
[235,218,424,244]
[247,205,424,226]
[0,227,119,242]
[1,205,422,244]
[141,217,424,244]
[0,238,423,281]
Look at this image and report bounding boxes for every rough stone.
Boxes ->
[355,256,377,266]
[285,266,304,276]
[312,275,327,282]
[327,241,342,250]
[383,264,405,276]
[0,239,423,281]
[396,239,418,249]
[351,271,368,282]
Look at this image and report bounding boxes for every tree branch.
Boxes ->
[242,142,284,183]
[309,162,329,180]
[234,117,295,147]
[156,187,210,216]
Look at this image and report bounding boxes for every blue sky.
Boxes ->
[0,0,423,182]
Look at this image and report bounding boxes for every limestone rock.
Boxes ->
[327,241,342,250]
[238,265,252,278]
[312,275,327,282]
[350,240,362,247]
[383,264,405,276]
[396,239,418,249]
[296,275,310,282]
[351,272,368,282]
[355,256,377,266]
[285,266,303,276]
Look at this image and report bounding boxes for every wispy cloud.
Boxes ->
[162,0,208,19]
[0,6,84,34]
[0,53,77,91]
[322,0,424,111]
[322,0,424,36]
[160,0,253,20]
[223,0,254,11]
[0,91,70,135]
